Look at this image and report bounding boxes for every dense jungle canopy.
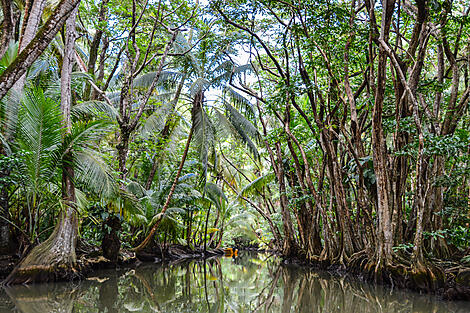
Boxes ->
[0,0,469,291]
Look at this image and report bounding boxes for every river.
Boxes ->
[0,252,469,312]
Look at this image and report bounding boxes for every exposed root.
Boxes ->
[3,207,79,285]
[3,262,81,285]
[409,261,446,292]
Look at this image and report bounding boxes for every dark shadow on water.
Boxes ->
[1,252,469,312]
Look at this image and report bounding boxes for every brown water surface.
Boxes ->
[1,252,469,312]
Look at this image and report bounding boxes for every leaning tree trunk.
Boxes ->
[134,89,202,251]
[3,8,79,285]
[11,0,47,94]
[133,124,194,251]
[0,0,15,60]
[0,0,81,101]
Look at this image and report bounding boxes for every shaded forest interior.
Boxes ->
[0,0,469,298]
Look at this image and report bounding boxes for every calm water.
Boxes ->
[1,252,469,312]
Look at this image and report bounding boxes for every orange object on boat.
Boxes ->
[224,248,238,257]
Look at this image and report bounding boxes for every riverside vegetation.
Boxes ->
[0,0,469,301]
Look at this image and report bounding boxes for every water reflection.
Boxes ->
[1,252,469,313]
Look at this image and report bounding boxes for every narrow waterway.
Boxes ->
[0,252,469,312]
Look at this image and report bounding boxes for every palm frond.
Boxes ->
[71,100,118,120]
[189,77,210,98]
[133,71,183,90]
[27,50,59,82]
[226,211,257,227]
[204,182,227,212]
[232,64,254,78]
[106,91,121,105]
[192,105,217,179]
[223,86,256,121]
[1,92,21,141]
[238,173,275,198]
[0,133,11,155]
[75,149,117,198]
[150,92,178,105]
[45,72,94,101]
[213,103,259,159]
[17,88,63,188]
[210,60,234,87]
[0,41,18,68]
[140,100,175,138]
[62,119,113,153]
[172,32,202,76]
[126,181,147,198]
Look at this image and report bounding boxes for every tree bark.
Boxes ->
[83,0,109,100]
[133,124,194,251]
[0,0,80,101]
[3,7,79,284]
[12,0,47,94]
[275,142,298,257]
[368,0,396,267]
[0,0,14,60]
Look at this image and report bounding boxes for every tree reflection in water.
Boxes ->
[2,253,469,312]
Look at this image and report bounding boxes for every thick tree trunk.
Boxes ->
[0,0,15,60]
[12,0,47,94]
[0,0,80,101]
[368,0,396,268]
[275,142,298,257]
[3,8,79,284]
[3,205,78,284]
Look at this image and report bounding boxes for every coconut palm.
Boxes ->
[133,30,260,250]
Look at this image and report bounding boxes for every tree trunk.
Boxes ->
[0,0,15,60]
[3,7,79,285]
[274,142,298,257]
[12,0,47,94]
[0,147,12,254]
[83,0,109,100]
[0,0,81,101]
[133,124,194,251]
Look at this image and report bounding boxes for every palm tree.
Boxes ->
[133,30,260,251]
[3,67,117,288]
